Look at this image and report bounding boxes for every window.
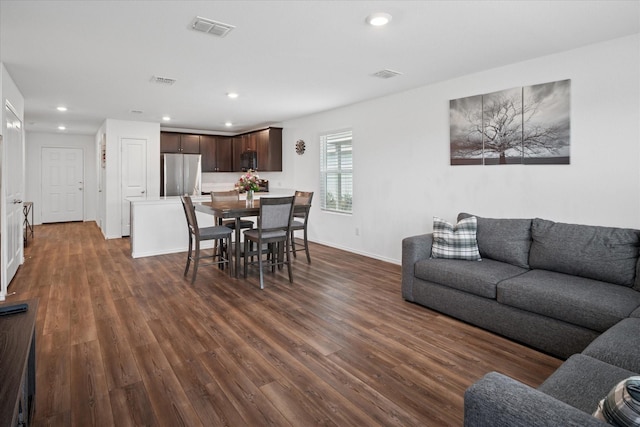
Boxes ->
[320,130,352,214]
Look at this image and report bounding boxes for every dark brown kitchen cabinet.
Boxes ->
[201,135,233,172]
[216,137,233,171]
[160,132,200,153]
[256,127,282,171]
[232,127,282,172]
[164,127,281,172]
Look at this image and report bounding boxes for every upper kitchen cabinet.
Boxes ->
[160,132,200,154]
[201,135,233,172]
[256,127,282,172]
[233,127,282,172]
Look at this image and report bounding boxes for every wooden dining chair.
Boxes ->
[290,191,314,263]
[210,190,255,231]
[243,196,295,289]
[180,194,233,283]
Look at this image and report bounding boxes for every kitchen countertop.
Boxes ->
[127,189,295,204]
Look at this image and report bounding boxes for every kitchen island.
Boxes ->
[129,190,293,258]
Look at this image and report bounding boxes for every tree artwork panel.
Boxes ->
[449,79,571,165]
[450,95,483,165]
[522,80,570,164]
[483,87,524,165]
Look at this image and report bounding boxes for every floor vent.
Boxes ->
[372,69,403,79]
[191,16,235,38]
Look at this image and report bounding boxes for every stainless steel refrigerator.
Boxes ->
[162,153,202,196]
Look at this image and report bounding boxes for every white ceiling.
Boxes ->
[1,0,639,136]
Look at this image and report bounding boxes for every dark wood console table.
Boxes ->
[0,299,38,426]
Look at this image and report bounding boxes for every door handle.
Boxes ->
[13,199,23,204]
[141,190,146,194]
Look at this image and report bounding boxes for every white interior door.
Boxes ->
[3,104,24,292]
[121,138,147,237]
[41,147,84,223]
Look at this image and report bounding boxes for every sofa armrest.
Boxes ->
[401,234,433,301]
[464,372,606,427]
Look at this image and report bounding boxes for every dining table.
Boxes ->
[194,198,310,278]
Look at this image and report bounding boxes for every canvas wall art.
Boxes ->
[450,79,570,165]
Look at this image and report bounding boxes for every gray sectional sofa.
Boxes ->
[401,214,640,425]
[465,316,640,426]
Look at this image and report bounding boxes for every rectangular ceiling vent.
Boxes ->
[191,16,235,38]
[372,69,403,79]
[150,76,176,85]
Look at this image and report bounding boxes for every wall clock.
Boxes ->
[295,139,306,155]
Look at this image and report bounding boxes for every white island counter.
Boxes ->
[129,190,294,258]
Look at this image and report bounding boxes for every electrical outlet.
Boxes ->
[355,227,360,236]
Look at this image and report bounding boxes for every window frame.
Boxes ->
[319,129,353,215]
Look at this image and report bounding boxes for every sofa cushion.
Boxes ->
[431,216,481,261]
[465,371,608,427]
[414,258,527,299]
[583,318,640,373]
[529,218,640,287]
[458,213,532,268]
[497,270,640,332]
[538,354,636,414]
[593,376,640,425]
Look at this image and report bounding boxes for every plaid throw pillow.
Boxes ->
[431,216,481,261]
[593,376,640,426]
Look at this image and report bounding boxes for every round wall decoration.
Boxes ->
[295,139,306,155]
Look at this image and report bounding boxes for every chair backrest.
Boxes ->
[294,191,314,220]
[180,194,199,237]
[211,190,240,203]
[259,196,295,232]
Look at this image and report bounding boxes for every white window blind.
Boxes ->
[320,130,352,214]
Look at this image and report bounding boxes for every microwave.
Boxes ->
[240,150,257,171]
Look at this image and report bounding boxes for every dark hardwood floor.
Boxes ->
[7,222,561,426]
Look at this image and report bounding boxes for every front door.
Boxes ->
[3,104,24,295]
[41,147,84,223]
[121,138,147,236]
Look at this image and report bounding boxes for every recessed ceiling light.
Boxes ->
[366,12,392,26]
[162,116,171,121]
[58,125,66,131]
[56,106,67,112]
[225,122,233,127]
[227,92,239,99]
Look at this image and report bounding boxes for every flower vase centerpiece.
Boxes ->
[236,170,260,206]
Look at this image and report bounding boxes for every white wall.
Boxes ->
[24,132,97,224]
[99,119,160,239]
[280,34,640,264]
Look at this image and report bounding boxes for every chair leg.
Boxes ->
[184,234,193,276]
[225,235,232,276]
[303,227,311,264]
[270,243,277,273]
[191,241,200,284]
[291,230,297,258]
[285,237,294,283]
[277,242,285,270]
[243,237,249,279]
[258,239,265,289]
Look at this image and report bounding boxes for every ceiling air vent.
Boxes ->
[191,16,235,37]
[150,76,176,85]
[372,69,402,79]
